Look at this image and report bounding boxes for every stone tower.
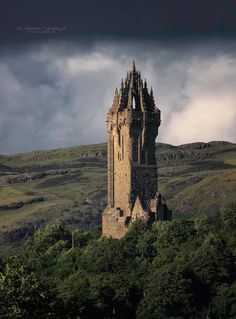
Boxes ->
[102,62,171,238]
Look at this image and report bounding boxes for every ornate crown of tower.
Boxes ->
[102,62,171,238]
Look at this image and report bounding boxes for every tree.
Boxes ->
[0,256,62,319]
[212,283,236,319]
[137,266,196,319]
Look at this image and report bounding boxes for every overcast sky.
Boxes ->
[0,1,236,154]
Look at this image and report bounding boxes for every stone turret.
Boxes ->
[102,63,171,238]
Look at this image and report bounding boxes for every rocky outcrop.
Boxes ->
[0,197,45,211]
[179,141,232,150]
[78,151,106,159]
[157,152,184,161]
[85,197,106,207]
[6,219,46,242]
[179,142,211,150]
[0,172,46,184]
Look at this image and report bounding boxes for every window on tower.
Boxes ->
[132,96,136,109]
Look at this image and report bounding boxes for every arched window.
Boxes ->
[132,96,136,109]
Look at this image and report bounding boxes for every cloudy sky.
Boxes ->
[0,1,236,154]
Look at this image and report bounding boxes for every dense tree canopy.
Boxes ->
[0,202,236,318]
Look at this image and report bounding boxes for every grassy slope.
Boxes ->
[0,141,235,253]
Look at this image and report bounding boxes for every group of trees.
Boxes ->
[0,202,236,318]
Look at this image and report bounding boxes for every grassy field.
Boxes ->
[0,141,235,253]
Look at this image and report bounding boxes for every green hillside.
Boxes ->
[0,141,235,253]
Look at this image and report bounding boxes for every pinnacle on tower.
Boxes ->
[144,78,147,89]
[121,79,124,91]
[150,87,153,96]
[110,87,120,112]
[132,60,136,72]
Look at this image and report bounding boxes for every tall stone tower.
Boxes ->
[102,63,171,238]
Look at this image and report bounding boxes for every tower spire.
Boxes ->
[150,86,153,97]
[110,87,120,112]
[144,78,147,89]
[111,63,157,112]
[121,79,124,91]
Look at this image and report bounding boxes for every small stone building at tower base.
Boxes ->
[102,63,172,239]
[103,193,171,239]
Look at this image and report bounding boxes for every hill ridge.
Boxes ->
[0,140,235,253]
[1,140,235,158]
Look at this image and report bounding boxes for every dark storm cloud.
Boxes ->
[1,0,236,45]
[0,38,236,154]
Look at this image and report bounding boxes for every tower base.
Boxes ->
[102,193,172,239]
[102,206,131,239]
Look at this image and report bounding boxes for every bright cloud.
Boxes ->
[0,39,236,154]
